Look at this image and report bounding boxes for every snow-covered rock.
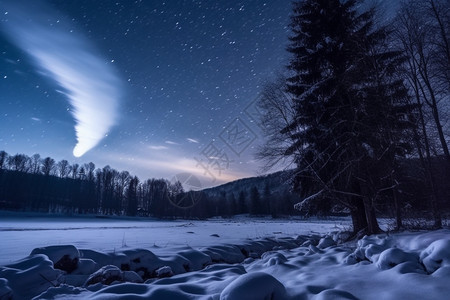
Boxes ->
[84,265,143,286]
[155,266,173,278]
[30,245,80,273]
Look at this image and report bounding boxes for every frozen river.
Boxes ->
[0,214,348,265]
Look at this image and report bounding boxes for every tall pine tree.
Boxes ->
[285,0,415,234]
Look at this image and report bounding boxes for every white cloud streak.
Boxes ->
[186,138,199,144]
[148,145,169,150]
[1,0,121,157]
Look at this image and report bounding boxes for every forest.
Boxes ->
[257,0,450,234]
[0,150,301,219]
[0,148,449,226]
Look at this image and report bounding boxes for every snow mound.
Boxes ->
[220,272,287,300]
[317,236,336,249]
[178,249,212,271]
[0,254,63,299]
[420,239,450,273]
[0,278,12,299]
[30,245,80,273]
[80,249,129,270]
[313,288,359,300]
[202,245,245,264]
[376,248,420,270]
[34,284,88,299]
[261,252,288,267]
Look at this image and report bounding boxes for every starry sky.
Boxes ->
[0,0,292,187]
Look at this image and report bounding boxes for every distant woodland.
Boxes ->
[0,150,449,225]
[0,150,300,219]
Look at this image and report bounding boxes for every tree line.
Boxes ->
[0,150,300,218]
[257,0,450,234]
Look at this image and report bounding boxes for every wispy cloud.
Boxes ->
[148,145,168,150]
[186,138,199,144]
[165,140,179,145]
[1,0,121,157]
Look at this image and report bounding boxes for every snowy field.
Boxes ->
[0,214,449,299]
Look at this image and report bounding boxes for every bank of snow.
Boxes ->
[1,227,449,299]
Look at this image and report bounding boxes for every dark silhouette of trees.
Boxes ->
[257,0,423,234]
[41,157,56,176]
[0,151,7,170]
[238,190,247,214]
[249,187,261,216]
[29,154,41,174]
[393,0,450,228]
[0,149,447,221]
[8,154,28,172]
[57,160,70,178]
[126,176,139,216]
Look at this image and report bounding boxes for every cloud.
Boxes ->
[148,145,168,150]
[165,140,179,145]
[186,138,199,144]
[1,0,121,157]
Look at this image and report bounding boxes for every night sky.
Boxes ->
[0,0,292,187]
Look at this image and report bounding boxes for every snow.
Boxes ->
[0,215,449,299]
[220,272,287,300]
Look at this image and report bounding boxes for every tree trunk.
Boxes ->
[350,197,368,234]
[427,160,442,229]
[393,182,402,231]
[363,197,381,235]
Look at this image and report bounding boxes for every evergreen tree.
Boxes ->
[126,176,139,216]
[249,187,261,216]
[238,190,247,214]
[285,0,415,234]
[262,183,272,216]
[228,193,237,216]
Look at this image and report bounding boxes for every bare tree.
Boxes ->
[256,74,297,171]
[0,151,8,170]
[70,163,79,179]
[427,0,450,91]
[397,0,450,160]
[84,162,96,182]
[116,171,130,212]
[29,154,41,174]
[8,154,29,172]
[395,0,450,228]
[41,157,56,176]
[57,159,70,178]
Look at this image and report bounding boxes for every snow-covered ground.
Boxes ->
[0,214,347,265]
[0,214,449,299]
